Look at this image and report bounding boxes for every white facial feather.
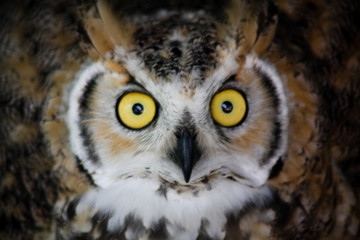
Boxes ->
[244,54,289,170]
[67,61,107,175]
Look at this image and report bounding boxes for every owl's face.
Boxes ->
[64,3,288,238]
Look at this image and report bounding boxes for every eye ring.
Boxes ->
[116,92,157,130]
[210,89,248,128]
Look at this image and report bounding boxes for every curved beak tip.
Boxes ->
[183,169,192,183]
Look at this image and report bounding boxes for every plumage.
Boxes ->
[0,0,359,239]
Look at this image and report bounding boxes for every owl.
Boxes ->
[1,0,360,239]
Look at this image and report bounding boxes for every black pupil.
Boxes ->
[221,101,233,113]
[132,103,144,115]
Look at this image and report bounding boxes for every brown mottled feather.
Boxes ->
[0,0,359,239]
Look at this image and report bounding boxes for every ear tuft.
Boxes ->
[225,0,278,55]
[252,14,277,55]
[96,0,135,49]
[83,0,136,58]
[84,16,114,56]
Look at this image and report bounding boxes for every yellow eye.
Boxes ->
[117,92,157,130]
[210,89,247,127]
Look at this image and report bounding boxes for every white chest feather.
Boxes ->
[74,177,271,239]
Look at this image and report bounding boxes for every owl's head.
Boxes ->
[65,0,288,236]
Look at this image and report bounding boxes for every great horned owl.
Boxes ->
[0,0,359,239]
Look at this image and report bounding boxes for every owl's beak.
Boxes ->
[169,127,202,183]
